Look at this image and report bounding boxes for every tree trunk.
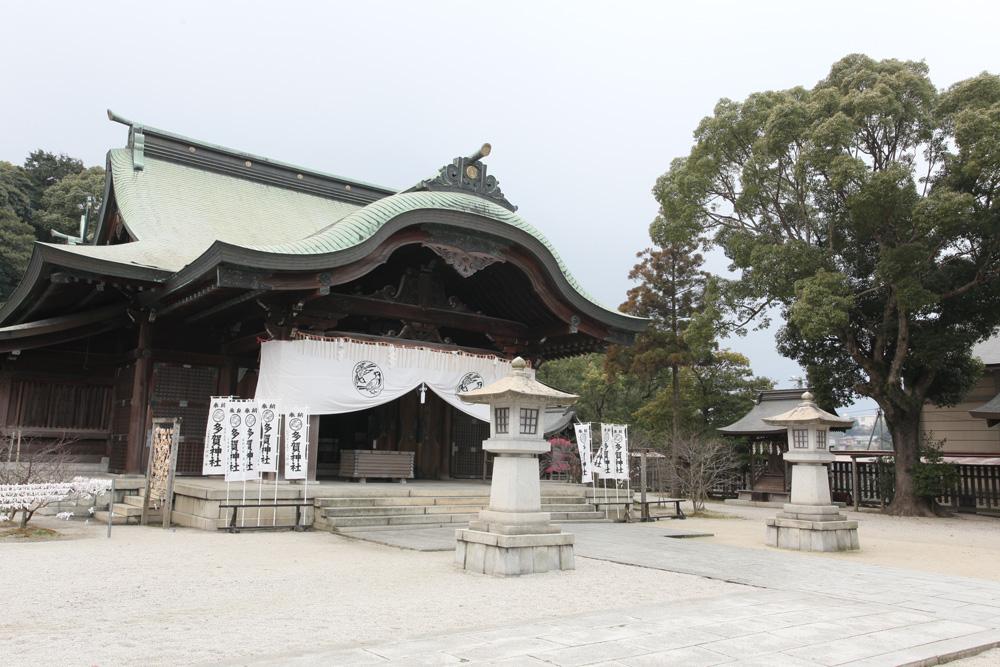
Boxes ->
[670,362,680,496]
[18,509,28,529]
[884,409,937,516]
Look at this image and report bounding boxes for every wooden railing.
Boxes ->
[829,461,1000,510]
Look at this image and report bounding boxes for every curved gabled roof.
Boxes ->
[57,150,363,273]
[0,117,646,337]
[251,190,630,318]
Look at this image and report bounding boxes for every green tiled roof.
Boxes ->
[53,152,635,319]
[252,190,624,314]
[56,150,361,272]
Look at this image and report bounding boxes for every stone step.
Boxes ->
[93,510,137,525]
[316,496,489,508]
[327,513,478,528]
[122,495,146,508]
[548,511,607,521]
[335,523,458,533]
[321,501,595,518]
[315,495,588,508]
[110,503,142,517]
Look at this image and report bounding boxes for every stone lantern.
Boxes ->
[762,391,860,552]
[455,357,578,576]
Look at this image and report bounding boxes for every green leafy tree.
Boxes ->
[35,166,105,239]
[655,54,1000,515]
[537,353,654,425]
[22,150,84,215]
[631,351,773,434]
[0,161,32,221]
[0,207,35,301]
[0,162,36,301]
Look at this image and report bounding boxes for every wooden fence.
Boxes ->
[829,461,1000,510]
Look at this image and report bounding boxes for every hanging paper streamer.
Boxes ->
[224,400,247,482]
[257,402,279,473]
[610,424,630,480]
[283,408,310,480]
[573,423,593,484]
[202,397,228,476]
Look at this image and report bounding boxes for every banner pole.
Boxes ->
[624,424,632,509]
[256,474,263,527]
[273,415,281,527]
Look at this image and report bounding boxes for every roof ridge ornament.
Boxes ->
[409,143,517,211]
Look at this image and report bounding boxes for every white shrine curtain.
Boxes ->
[254,336,512,420]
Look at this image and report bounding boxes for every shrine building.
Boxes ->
[0,112,645,481]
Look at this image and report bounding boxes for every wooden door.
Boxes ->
[451,410,489,478]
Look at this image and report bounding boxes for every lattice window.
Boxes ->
[519,408,539,435]
[792,429,809,448]
[816,430,827,449]
[494,407,509,434]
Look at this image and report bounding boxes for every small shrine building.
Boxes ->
[0,112,645,481]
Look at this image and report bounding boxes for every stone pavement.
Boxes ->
[262,523,1000,666]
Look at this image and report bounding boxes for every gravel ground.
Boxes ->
[0,519,739,666]
[669,500,1000,582]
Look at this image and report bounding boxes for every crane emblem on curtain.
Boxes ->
[353,360,384,397]
[458,372,485,393]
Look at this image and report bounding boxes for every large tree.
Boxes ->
[656,54,1000,515]
[35,166,105,239]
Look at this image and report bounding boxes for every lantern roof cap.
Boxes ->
[762,391,854,427]
[459,357,579,406]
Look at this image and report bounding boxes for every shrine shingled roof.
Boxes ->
[0,114,645,332]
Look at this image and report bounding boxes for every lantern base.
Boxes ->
[766,506,859,552]
[455,527,575,576]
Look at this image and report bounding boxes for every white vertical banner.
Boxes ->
[224,399,250,482]
[202,397,228,476]
[574,423,593,484]
[242,401,261,481]
[283,408,310,480]
[594,423,614,478]
[257,402,279,473]
[611,424,630,480]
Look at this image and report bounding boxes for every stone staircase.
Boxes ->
[315,490,610,533]
[93,492,161,525]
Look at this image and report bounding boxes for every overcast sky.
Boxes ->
[3,0,999,414]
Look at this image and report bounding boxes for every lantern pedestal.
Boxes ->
[455,440,575,575]
[765,455,859,552]
[454,357,578,576]
[761,392,860,553]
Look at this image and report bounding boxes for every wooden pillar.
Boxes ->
[125,317,153,474]
[439,404,452,480]
[217,357,238,397]
[307,414,320,482]
[851,457,860,512]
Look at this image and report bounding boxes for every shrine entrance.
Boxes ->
[315,388,487,481]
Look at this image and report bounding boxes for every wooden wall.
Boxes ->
[921,368,1000,455]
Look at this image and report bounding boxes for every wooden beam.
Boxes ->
[310,293,530,338]
[0,305,126,341]
[185,289,266,324]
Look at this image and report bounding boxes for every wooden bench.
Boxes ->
[590,500,635,523]
[635,497,686,521]
[218,502,313,533]
[339,450,415,483]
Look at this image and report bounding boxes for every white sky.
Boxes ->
[3,0,999,414]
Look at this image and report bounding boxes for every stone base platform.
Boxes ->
[455,528,574,576]
[766,504,859,552]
